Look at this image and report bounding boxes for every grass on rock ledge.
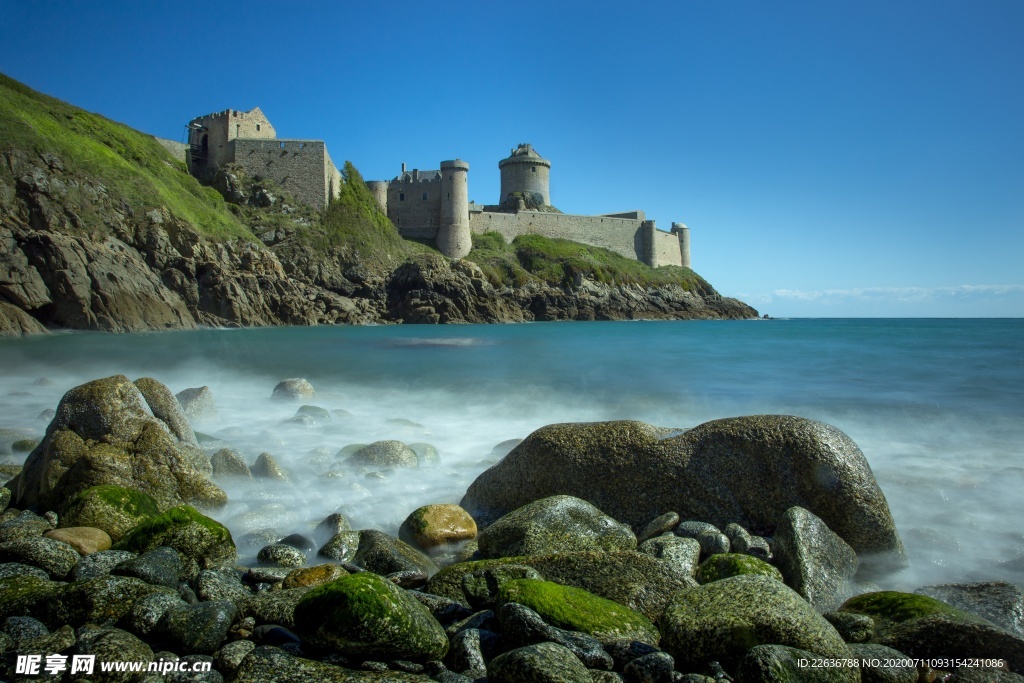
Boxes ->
[466,231,713,292]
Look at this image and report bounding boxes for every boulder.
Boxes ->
[351,529,438,576]
[659,574,853,674]
[114,505,236,576]
[8,375,226,512]
[251,452,288,480]
[694,552,784,585]
[774,506,859,613]
[293,572,448,661]
[497,578,659,645]
[57,485,160,542]
[349,440,419,469]
[0,537,79,579]
[478,495,636,559]
[159,600,238,655]
[427,551,695,622]
[43,526,112,555]
[232,645,432,682]
[271,379,315,401]
[176,386,218,422]
[400,504,477,550]
[736,644,859,682]
[0,301,48,336]
[461,417,906,574]
[915,581,1024,638]
[74,625,155,680]
[487,642,592,683]
[840,591,1024,673]
[210,449,252,479]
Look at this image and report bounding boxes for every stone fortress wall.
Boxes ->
[186,107,339,208]
[185,108,691,266]
[371,144,691,268]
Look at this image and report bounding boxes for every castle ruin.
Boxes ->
[186,109,690,268]
[186,107,341,208]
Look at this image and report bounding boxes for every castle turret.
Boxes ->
[672,222,691,268]
[365,180,389,213]
[437,159,471,258]
[498,143,551,208]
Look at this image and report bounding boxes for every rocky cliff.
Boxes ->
[0,76,756,336]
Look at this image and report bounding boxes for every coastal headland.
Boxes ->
[0,74,756,337]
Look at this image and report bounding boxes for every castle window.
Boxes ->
[400,193,405,201]
[422,192,428,201]
[235,124,240,137]
[256,124,261,132]
[531,167,536,173]
[280,142,285,149]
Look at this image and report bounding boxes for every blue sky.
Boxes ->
[1,1,1021,317]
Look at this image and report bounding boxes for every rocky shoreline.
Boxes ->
[0,149,757,336]
[0,375,1022,682]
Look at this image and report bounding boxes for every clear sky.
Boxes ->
[1,1,1021,317]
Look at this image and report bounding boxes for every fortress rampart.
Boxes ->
[186,109,692,267]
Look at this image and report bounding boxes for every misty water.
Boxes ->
[1,319,1022,591]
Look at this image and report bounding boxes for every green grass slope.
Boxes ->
[0,73,251,240]
[467,231,715,293]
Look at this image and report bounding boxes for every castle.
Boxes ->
[186,109,690,268]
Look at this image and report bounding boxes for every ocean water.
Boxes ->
[0,318,1021,591]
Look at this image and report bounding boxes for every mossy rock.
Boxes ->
[839,591,972,627]
[0,575,60,623]
[293,572,448,661]
[11,439,38,453]
[695,553,784,585]
[58,485,160,542]
[114,505,235,570]
[497,578,659,645]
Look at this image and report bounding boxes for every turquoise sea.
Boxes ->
[1,319,1022,589]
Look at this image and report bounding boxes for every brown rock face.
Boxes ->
[8,375,226,512]
[461,416,906,575]
[44,527,112,555]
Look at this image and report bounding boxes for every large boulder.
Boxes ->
[478,495,636,559]
[773,506,860,613]
[461,417,905,573]
[293,572,448,661]
[659,574,853,674]
[7,375,226,512]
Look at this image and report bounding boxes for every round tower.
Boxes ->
[672,222,691,268]
[438,159,471,259]
[365,180,389,213]
[498,143,551,207]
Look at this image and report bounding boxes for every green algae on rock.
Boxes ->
[293,572,448,661]
[497,578,659,646]
[694,552,784,585]
[58,485,160,542]
[659,574,852,674]
[114,505,235,574]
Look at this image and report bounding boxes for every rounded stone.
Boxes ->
[399,504,478,550]
[478,495,636,559]
[175,386,219,422]
[160,600,239,655]
[112,546,182,587]
[271,379,315,401]
[44,526,112,555]
[637,512,680,543]
[498,578,659,646]
[293,571,449,661]
[695,552,784,585]
[349,440,419,469]
[282,563,349,589]
[58,485,160,542]
[487,642,591,683]
[257,543,306,568]
[659,574,853,673]
[210,449,252,479]
[251,452,288,480]
[0,537,80,579]
[71,549,138,581]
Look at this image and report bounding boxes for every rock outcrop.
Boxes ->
[0,149,757,335]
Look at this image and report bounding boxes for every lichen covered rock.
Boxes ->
[57,485,160,542]
[659,574,852,673]
[114,505,235,573]
[462,417,906,575]
[497,578,659,645]
[694,552,783,585]
[293,572,448,661]
[399,503,477,550]
[7,375,226,512]
[478,495,636,559]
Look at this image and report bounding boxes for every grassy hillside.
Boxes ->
[0,73,251,240]
[467,231,714,292]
